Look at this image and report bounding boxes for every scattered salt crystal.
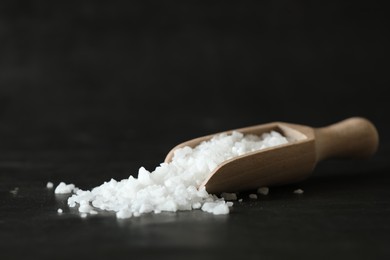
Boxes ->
[257,187,269,195]
[46,182,54,189]
[201,201,230,215]
[221,192,238,201]
[293,189,304,194]
[58,131,288,218]
[57,208,63,214]
[238,199,243,203]
[10,187,19,195]
[54,182,78,194]
[249,194,258,199]
[80,213,88,218]
[192,202,202,209]
[116,209,132,219]
[79,203,94,213]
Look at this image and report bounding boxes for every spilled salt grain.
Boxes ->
[57,130,288,218]
[257,187,269,195]
[47,182,54,189]
[57,208,63,214]
[10,187,19,195]
[117,209,132,219]
[249,194,258,199]
[192,202,202,209]
[55,182,78,194]
[221,192,238,201]
[293,189,304,194]
[80,213,87,218]
[238,199,243,203]
[201,201,230,215]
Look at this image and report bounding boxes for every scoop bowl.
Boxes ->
[165,117,379,194]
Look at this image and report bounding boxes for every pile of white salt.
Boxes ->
[55,131,288,218]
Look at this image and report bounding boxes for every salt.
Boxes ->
[249,194,258,199]
[221,192,238,201]
[9,187,19,195]
[55,182,78,194]
[293,189,304,194]
[46,182,54,189]
[57,130,288,218]
[201,201,230,215]
[57,208,63,214]
[257,187,269,195]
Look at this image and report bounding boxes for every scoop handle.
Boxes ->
[314,117,379,162]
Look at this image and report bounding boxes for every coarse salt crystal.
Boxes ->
[192,202,202,209]
[116,209,132,219]
[54,182,78,194]
[47,182,54,189]
[293,189,304,194]
[221,192,238,201]
[57,208,63,214]
[9,187,19,195]
[201,201,230,215]
[79,204,94,213]
[58,131,288,218]
[249,194,258,199]
[257,187,269,195]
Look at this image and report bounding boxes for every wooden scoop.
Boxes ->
[164,117,379,194]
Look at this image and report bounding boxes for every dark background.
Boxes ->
[0,1,389,259]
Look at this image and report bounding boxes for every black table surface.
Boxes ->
[1,140,389,260]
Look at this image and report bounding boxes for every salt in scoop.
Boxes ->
[165,117,379,194]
